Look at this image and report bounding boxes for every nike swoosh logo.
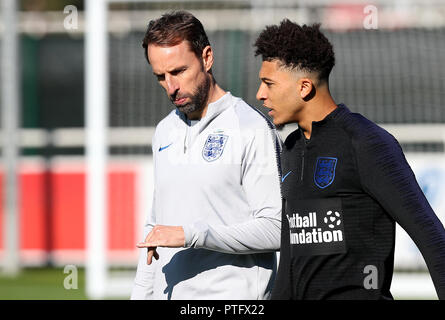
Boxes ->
[159,143,173,152]
[281,171,292,182]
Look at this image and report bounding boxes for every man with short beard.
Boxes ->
[131,11,282,300]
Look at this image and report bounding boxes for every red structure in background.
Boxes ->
[0,165,139,266]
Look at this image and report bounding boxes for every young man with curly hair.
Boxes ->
[254,20,445,300]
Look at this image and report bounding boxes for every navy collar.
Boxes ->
[295,104,350,143]
[312,103,350,127]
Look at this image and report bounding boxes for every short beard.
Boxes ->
[174,75,211,116]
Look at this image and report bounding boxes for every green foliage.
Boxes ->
[0,267,87,300]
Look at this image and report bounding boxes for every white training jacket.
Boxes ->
[131,92,282,300]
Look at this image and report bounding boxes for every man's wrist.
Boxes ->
[182,222,208,248]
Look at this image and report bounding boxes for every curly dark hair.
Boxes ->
[142,10,210,64]
[254,20,335,82]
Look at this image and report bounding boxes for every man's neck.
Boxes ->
[298,93,337,139]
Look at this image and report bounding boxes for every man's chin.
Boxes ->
[177,104,203,116]
[271,117,291,130]
[176,104,193,113]
[270,117,283,127]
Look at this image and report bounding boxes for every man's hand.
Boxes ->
[137,225,186,265]
[145,247,159,265]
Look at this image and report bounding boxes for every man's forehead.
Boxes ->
[147,40,194,56]
[259,60,288,77]
[260,60,277,73]
[260,59,315,81]
[148,42,184,58]
[148,41,196,70]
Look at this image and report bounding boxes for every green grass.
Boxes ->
[1,268,433,300]
[0,267,88,300]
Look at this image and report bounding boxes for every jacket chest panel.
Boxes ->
[281,136,360,198]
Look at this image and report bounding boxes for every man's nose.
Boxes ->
[166,75,179,96]
[256,83,266,101]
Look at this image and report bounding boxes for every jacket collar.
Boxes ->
[293,104,350,144]
[312,103,350,127]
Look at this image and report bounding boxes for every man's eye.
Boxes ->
[171,68,185,76]
[156,75,165,81]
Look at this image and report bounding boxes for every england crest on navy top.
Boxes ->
[314,157,337,189]
[202,134,228,162]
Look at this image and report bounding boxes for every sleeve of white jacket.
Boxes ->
[183,125,282,254]
[130,137,158,300]
[130,216,156,299]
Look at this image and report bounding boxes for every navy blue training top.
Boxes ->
[272,104,445,300]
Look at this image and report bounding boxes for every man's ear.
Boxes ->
[201,45,214,72]
[298,78,316,101]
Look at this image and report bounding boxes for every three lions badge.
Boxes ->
[314,157,338,189]
[202,134,228,162]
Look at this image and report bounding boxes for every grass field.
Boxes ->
[0,267,89,300]
[0,267,436,300]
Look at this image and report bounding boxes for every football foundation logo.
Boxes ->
[287,211,344,245]
[285,197,347,256]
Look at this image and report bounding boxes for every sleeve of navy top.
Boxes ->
[353,120,445,300]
